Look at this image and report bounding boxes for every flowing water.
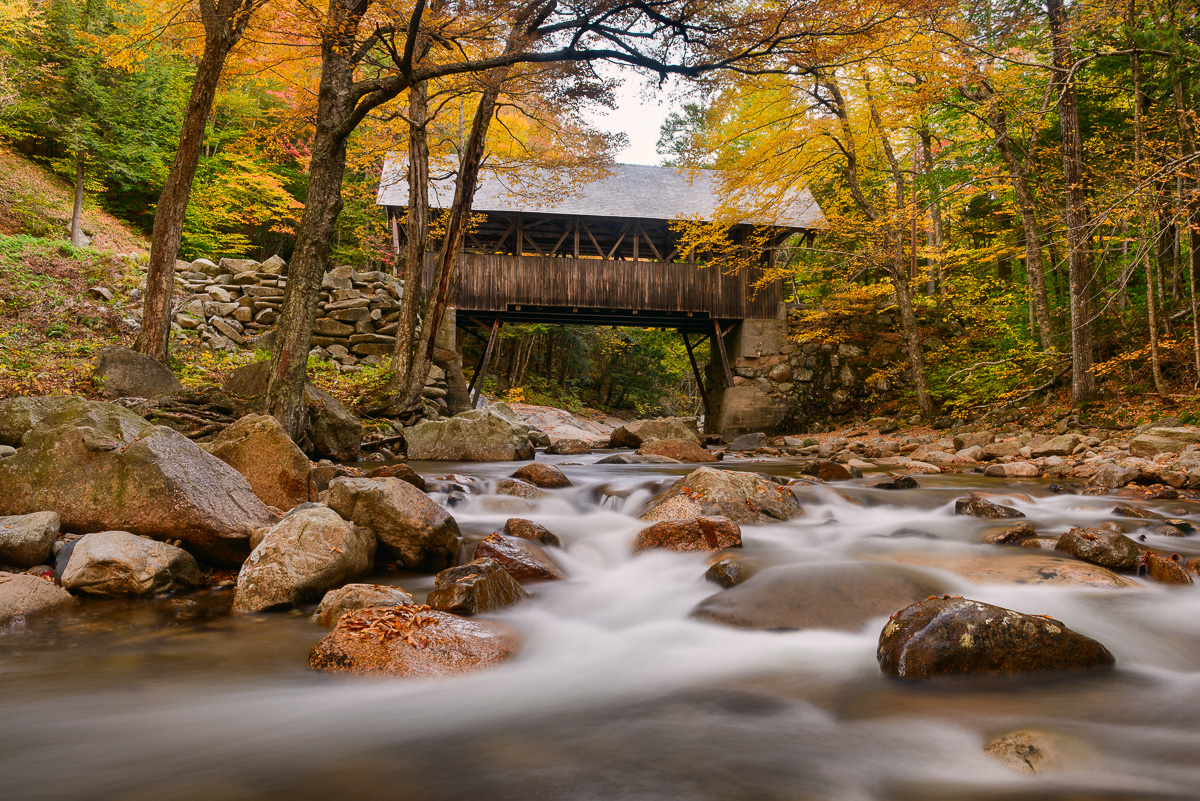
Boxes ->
[4,454,1200,800]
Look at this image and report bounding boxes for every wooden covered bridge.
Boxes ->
[377,162,826,432]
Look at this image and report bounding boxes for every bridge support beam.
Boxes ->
[707,316,795,438]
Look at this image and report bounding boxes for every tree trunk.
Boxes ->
[1174,69,1200,378]
[133,0,255,364]
[1048,0,1096,402]
[70,152,85,248]
[919,128,943,295]
[1132,44,1167,393]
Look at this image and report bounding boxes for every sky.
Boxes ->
[583,71,683,166]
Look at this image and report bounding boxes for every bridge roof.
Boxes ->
[377,159,826,230]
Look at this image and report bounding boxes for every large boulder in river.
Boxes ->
[474,533,565,583]
[0,571,76,625]
[637,438,717,463]
[0,400,274,565]
[1055,527,1142,571]
[877,596,1114,679]
[954,494,1025,519]
[405,406,537,461]
[0,512,60,567]
[59,531,204,596]
[308,604,519,677]
[632,517,741,553]
[91,346,183,399]
[693,562,945,632]
[610,417,701,448]
[510,463,571,489]
[326,477,461,572]
[203,414,316,510]
[639,466,803,525]
[222,361,362,461]
[312,583,414,626]
[426,557,529,616]
[233,504,375,612]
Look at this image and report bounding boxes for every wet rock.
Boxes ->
[60,531,203,596]
[0,571,76,625]
[610,417,701,448]
[639,466,803,525]
[326,477,461,572]
[816,461,859,481]
[1138,552,1193,584]
[308,604,519,677]
[878,550,1137,588]
[954,494,1025,519]
[474,533,565,583]
[0,512,60,567]
[233,505,375,612]
[982,462,1039,478]
[1111,504,1165,521]
[877,597,1114,678]
[1055,527,1142,571]
[0,400,273,565]
[727,433,768,451]
[509,463,571,489]
[504,518,561,547]
[632,517,741,553]
[495,478,547,500]
[984,729,1070,774]
[873,476,919,490]
[1019,537,1061,551]
[312,583,414,626]
[203,414,316,510]
[363,463,426,491]
[694,562,945,632]
[546,438,591,455]
[426,557,530,616]
[405,406,537,461]
[595,453,681,464]
[983,522,1038,546]
[637,438,718,463]
[91,346,183,400]
[705,558,745,588]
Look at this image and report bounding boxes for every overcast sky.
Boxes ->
[583,70,684,166]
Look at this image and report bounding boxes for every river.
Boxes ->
[3,453,1200,800]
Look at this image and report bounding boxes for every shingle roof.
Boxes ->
[376,158,826,229]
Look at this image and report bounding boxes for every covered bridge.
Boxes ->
[376,162,827,434]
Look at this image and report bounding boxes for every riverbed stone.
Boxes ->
[639,466,803,525]
[503,518,561,547]
[405,407,537,461]
[1139,551,1193,584]
[0,571,76,625]
[474,533,565,583]
[509,463,571,489]
[233,505,375,612]
[954,493,1025,519]
[877,596,1115,678]
[610,417,701,448]
[1055,527,1142,571]
[363,463,426,491]
[0,512,60,567]
[326,477,462,572]
[595,453,682,465]
[705,557,746,588]
[637,438,717,463]
[983,462,1040,478]
[426,557,530,616]
[727,433,768,451]
[877,550,1137,588]
[203,414,315,510]
[312,583,414,626]
[632,517,741,553]
[983,522,1038,546]
[60,531,203,596]
[91,346,184,400]
[693,562,945,632]
[1087,462,1141,489]
[1129,434,1189,458]
[0,400,273,565]
[546,438,591,455]
[495,478,546,500]
[309,604,519,677]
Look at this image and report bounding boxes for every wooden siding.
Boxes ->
[427,253,781,320]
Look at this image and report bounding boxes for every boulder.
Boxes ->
[727,433,768,451]
[0,395,89,448]
[1030,434,1079,458]
[694,562,945,632]
[312,583,414,626]
[546,439,591,455]
[982,462,1040,478]
[363,463,426,491]
[474,533,565,583]
[954,494,1025,519]
[405,407,537,461]
[1111,504,1164,521]
[595,453,681,464]
[0,400,273,565]
[510,463,571,489]
[637,438,717,463]
[426,557,530,616]
[632,517,741,554]
[704,558,745,588]
[816,461,856,481]
[203,414,315,510]
[1055,527,1142,571]
[91,346,183,400]
[872,476,919,490]
[325,477,461,571]
[1086,462,1140,489]
[0,512,60,567]
[503,518,561,547]
[60,531,203,596]
[495,478,546,500]
[0,571,76,625]
[877,596,1114,678]
[952,431,994,450]
[1139,552,1193,584]
[877,550,1137,588]
[983,522,1038,546]
[980,441,1023,460]
[639,466,803,525]
[1129,435,1190,458]
[233,505,375,612]
[222,361,362,461]
[309,604,519,677]
[610,417,701,448]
